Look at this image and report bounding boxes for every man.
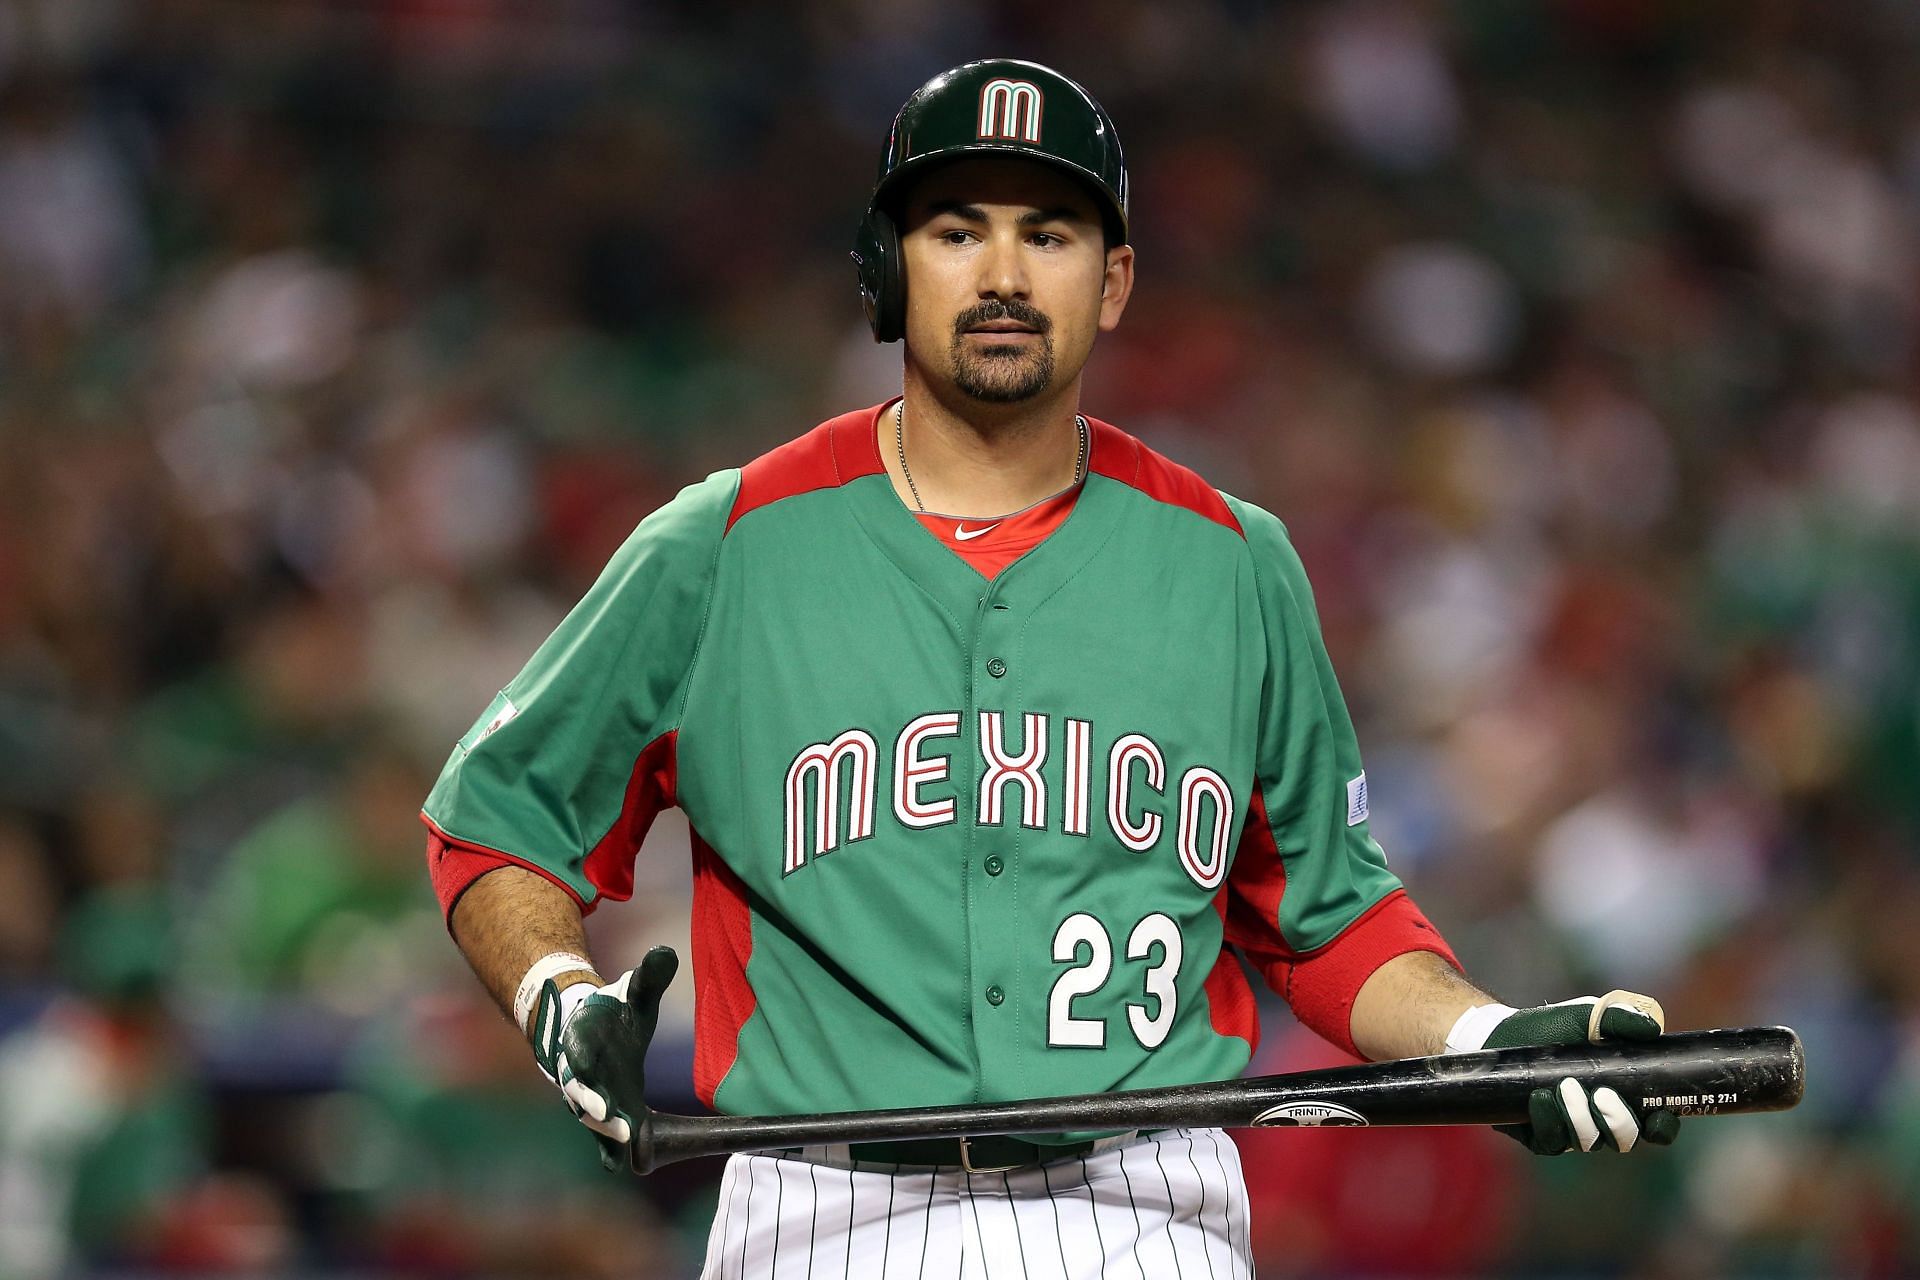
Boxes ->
[421,59,1679,1278]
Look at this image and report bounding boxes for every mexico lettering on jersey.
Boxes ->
[780,712,1234,894]
[421,401,1452,1128]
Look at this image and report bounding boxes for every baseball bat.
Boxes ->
[632,1025,1802,1173]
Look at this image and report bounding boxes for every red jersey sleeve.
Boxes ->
[424,816,593,930]
[1229,883,1460,1060]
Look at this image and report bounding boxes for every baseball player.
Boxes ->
[421,59,1681,1279]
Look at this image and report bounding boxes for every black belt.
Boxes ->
[836,1133,1122,1173]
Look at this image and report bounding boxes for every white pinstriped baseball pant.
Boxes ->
[699,1127,1252,1280]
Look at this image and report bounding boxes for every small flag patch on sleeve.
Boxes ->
[458,691,521,755]
[1346,772,1369,826]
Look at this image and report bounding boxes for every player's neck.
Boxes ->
[885,377,1087,519]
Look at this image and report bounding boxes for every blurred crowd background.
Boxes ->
[2,0,1918,1275]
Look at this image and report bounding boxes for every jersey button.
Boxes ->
[984,855,1004,876]
[986,657,1007,678]
[985,985,1005,1006]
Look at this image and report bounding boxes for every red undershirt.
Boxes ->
[910,482,1084,579]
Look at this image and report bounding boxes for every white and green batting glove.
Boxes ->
[530,946,679,1172]
[1446,991,1682,1155]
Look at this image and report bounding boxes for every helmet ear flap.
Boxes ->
[852,206,905,344]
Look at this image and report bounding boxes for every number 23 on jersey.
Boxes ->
[1050,912,1182,1050]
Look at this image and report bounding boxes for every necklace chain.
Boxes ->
[894,400,1087,514]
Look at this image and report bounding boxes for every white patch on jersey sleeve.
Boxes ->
[459,691,521,755]
[1346,771,1369,826]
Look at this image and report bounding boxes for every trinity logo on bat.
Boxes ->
[1250,1100,1369,1127]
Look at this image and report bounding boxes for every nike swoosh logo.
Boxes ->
[954,522,1000,541]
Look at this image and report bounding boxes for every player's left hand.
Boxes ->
[1451,991,1682,1155]
[531,945,678,1172]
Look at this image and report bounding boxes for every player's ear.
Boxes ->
[1098,243,1135,333]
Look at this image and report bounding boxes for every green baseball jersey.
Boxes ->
[423,403,1405,1121]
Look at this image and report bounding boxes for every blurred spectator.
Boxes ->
[178,739,443,1017]
[0,72,145,331]
[0,884,295,1277]
[0,819,59,988]
[328,981,689,1277]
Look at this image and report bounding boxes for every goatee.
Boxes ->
[950,300,1055,403]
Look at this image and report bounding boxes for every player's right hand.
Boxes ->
[531,945,678,1172]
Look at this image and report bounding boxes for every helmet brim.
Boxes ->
[873,144,1130,246]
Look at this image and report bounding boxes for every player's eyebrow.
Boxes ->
[925,199,988,222]
[924,200,1092,226]
[1018,206,1089,226]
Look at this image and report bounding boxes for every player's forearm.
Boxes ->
[450,865,604,1041]
[1348,950,1498,1061]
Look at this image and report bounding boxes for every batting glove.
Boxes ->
[530,945,678,1172]
[1446,991,1682,1155]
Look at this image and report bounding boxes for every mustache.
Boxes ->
[953,299,1053,336]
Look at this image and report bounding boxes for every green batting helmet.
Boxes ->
[851,59,1130,344]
